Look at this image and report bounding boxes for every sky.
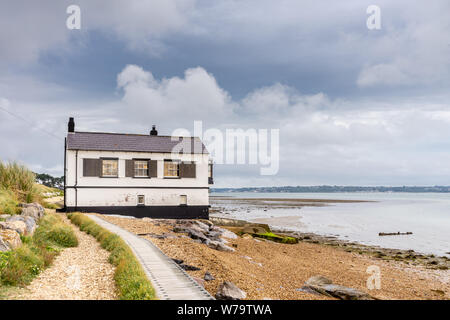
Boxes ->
[0,0,449,187]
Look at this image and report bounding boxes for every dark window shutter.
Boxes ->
[149,160,158,177]
[83,159,101,177]
[125,160,134,177]
[208,163,213,184]
[180,162,196,178]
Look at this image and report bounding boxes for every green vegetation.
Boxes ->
[33,214,78,248]
[252,232,299,244]
[35,173,64,190]
[0,213,78,287]
[0,161,36,203]
[34,184,63,198]
[68,212,156,300]
[0,189,20,215]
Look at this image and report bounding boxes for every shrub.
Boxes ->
[33,214,78,248]
[0,244,45,286]
[68,212,156,300]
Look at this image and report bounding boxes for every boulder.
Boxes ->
[0,214,11,220]
[302,275,375,300]
[0,220,27,235]
[205,231,222,241]
[0,229,22,251]
[210,226,238,239]
[204,271,215,281]
[20,203,44,220]
[207,240,235,252]
[0,237,10,252]
[188,229,209,243]
[305,275,333,287]
[215,281,247,300]
[6,215,36,235]
[176,220,210,233]
[242,233,253,240]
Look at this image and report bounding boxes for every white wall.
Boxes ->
[65,149,210,207]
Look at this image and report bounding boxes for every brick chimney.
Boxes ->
[150,125,158,136]
[68,117,75,133]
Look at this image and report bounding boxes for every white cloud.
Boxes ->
[117,65,234,126]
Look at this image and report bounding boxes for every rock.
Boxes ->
[142,217,153,222]
[0,237,10,251]
[172,258,184,265]
[302,275,375,300]
[220,229,238,239]
[177,220,210,233]
[0,220,27,235]
[205,231,222,241]
[20,203,44,220]
[210,226,238,239]
[188,229,209,243]
[204,271,215,281]
[6,215,36,235]
[215,281,247,300]
[0,214,11,220]
[207,240,235,252]
[0,229,22,251]
[179,263,201,271]
[242,226,267,234]
[305,275,333,287]
[242,233,253,240]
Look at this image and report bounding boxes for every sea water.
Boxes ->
[210,192,450,257]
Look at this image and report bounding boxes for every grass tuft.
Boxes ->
[68,212,156,300]
[0,213,78,287]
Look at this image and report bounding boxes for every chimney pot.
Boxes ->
[150,125,158,136]
[68,117,75,133]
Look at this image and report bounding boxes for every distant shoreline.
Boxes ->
[211,186,450,193]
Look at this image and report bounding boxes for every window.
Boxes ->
[164,160,179,178]
[102,159,118,177]
[208,163,213,178]
[134,160,149,177]
[180,195,187,206]
[137,195,145,206]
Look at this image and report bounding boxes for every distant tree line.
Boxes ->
[35,173,64,190]
[212,185,450,193]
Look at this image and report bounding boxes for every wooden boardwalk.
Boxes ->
[87,215,214,300]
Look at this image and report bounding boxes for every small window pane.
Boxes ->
[164,161,179,177]
[138,195,145,205]
[134,160,149,177]
[180,195,187,205]
[102,159,118,177]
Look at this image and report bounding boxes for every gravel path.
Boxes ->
[12,215,117,300]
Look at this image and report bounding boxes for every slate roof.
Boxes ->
[67,132,208,154]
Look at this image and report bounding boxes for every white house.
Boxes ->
[62,118,213,219]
